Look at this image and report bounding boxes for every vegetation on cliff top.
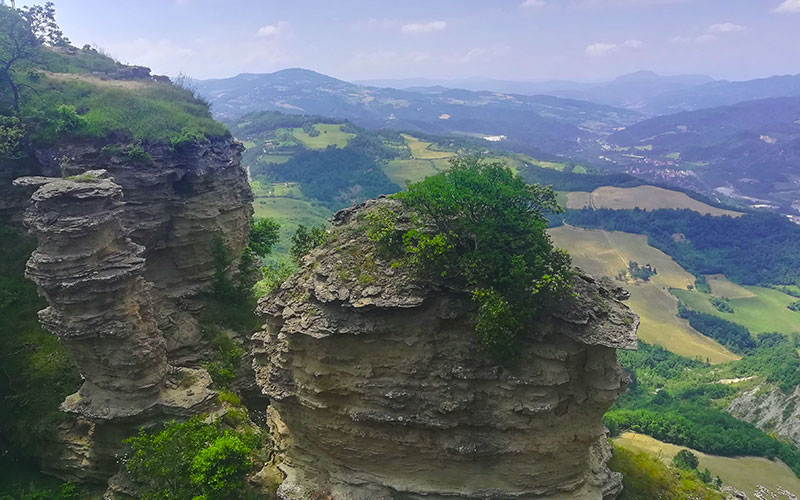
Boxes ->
[0,3,226,155]
[366,156,572,361]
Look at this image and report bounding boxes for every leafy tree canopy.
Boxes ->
[368,156,572,362]
[249,217,280,257]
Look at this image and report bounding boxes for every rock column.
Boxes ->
[21,172,168,417]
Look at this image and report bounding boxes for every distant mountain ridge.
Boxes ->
[607,97,800,210]
[196,68,641,154]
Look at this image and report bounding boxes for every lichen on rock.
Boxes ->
[253,198,638,500]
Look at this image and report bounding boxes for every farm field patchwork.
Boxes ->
[548,226,739,363]
[614,432,800,499]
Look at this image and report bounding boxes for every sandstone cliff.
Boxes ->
[6,136,254,362]
[252,198,639,500]
[5,135,254,483]
[14,172,218,481]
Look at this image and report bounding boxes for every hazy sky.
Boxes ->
[25,0,800,82]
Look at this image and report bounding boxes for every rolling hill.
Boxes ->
[606,97,800,210]
[641,73,800,115]
[196,68,641,154]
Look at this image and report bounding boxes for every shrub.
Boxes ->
[249,217,280,257]
[672,449,699,470]
[124,416,256,500]
[290,225,327,264]
[190,434,252,500]
[52,104,85,134]
[374,156,572,362]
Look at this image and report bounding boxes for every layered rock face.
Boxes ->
[12,138,253,361]
[253,199,638,500]
[728,385,800,448]
[16,172,217,480]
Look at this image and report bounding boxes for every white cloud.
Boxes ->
[694,34,717,43]
[708,22,748,33]
[257,21,290,38]
[520,0,546,7]
[401,21,447,34]
[773,0,800,12]
[585,42,618,56]
[585,39,644,56]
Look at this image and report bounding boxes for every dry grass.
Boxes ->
[548,226,739,363]
[565,185,742,217]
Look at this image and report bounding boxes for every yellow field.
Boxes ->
[565,185,742,217]
[706,274,756,299]
[566,191,592,209]
[402,134,455,160]
[292,124,355,149]
[548,226,739,363]
[614,432,800,498]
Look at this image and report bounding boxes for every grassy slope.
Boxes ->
[566,186,742,217]
[673,285,800,335]
[253,197,331,255]
[548,226,739,363]
[615,432,800,498]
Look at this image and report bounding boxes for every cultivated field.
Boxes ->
[292,123,355,149]
[549,226,739,363]
[614,432,800,499]
[401,134,455,159]
[706,274,756,299]
[384,158,451,186]
[565,185,742,217]
[673,285,800,335]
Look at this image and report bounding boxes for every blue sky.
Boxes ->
[24,0,800,82]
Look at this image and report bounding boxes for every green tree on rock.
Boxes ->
[367,156,572,362]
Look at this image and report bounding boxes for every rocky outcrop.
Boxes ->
[252,198,638,500]
[10,137,254,362]
[728,384,800,448]
[16,172,217,481]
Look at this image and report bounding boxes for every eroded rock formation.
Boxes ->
[252,198,639,500]
[16,171,217,480]
[728,385,800,448]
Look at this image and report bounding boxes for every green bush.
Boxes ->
[290,225,327,263]
[672,449,699,470]
[124,416,257,500]
[249,217,280,257]
[190,434,252,500]
[370,157,572,362]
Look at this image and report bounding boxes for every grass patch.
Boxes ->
[402,134,455,160]
[673,285,800,335]
[23,76,227,145]
[292,124,354,149]
[252,197,331,256]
